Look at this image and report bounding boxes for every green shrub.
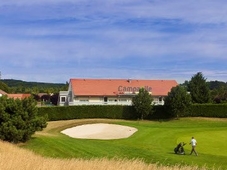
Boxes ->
[0,96,47,143]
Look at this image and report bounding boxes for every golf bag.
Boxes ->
[174,142,186,155]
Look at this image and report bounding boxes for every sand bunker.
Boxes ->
[61,123,138,140]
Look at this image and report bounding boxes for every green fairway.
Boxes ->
[22,118,227,170]
[179,130,227,156]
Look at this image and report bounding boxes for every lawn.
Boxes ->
[22,118,227,170]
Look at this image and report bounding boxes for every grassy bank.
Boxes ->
[22,118,227,169]
[0,139,209,170]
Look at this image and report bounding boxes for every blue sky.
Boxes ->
[0,0,227,83]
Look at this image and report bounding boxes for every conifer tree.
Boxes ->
[0,96,47,143]
[188,72,211,103]
[132,88,153,119]
[165,85,192,118]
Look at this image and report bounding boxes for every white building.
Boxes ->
[58,78,178,106]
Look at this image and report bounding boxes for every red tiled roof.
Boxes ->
[0,89,8,95]
[0,89,31,99]
[70,78,178,96]
[7,94,31,100]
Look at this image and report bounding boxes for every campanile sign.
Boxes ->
[118,86,152,93]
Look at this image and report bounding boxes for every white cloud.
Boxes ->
[0,0,227,83]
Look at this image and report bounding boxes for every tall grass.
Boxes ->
[0,140,209,170]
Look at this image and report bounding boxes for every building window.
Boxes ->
[109,99,117,102]
[61,97,66,102]
[119,99,127,102]
[104,97,108,102]
[79,99,88,102]
[78,97,89,102]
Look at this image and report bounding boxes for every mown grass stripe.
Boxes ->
[22,118,227,170]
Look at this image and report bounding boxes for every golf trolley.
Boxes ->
[174,142,186,155]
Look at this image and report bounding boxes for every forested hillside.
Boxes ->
[1,79,68,94]
[0,79,68,105]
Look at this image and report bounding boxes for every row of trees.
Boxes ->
[0,79,68,94]
[132,72,223,119]
[182,78,227,104]
[1,74,227,105]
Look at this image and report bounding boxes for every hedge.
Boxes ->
[38,105,137,121]
[188,104,227,118]
[38,104,227,121]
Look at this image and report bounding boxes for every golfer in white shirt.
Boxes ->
[190,136,198,156]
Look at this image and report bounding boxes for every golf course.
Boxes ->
[21,117,227,170]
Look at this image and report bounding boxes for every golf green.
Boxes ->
[179,130,227,156]
[23,118,227,169]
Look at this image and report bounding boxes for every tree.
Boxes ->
[206,80,227,103]
[0,81,10,93]
[0,96,47,143]
[188,72,211,103]
[207,80,227,90]
[50,93,59,105]
[180,80,189,91]
[164,85,192,118]
[211,86,227,103]
[132,88,153,120]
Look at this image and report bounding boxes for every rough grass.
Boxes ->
[0,140,209,170]
[21,118,227,170]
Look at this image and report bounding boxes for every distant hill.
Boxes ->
[1,79,67,88]
[0,79,68,94]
